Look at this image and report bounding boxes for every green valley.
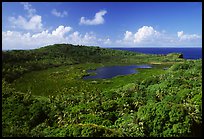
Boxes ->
[2,44,202,137]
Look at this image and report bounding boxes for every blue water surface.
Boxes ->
[83,65,152,79]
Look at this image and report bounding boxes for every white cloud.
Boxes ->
[8,15,43,32]
[68,31,81,43]
[177,31,184,38]
[134,26,160,43]
[177,31,201,40]
[2,26,106,50]
[3,22,202,50]
[8,3,43,32]
[68,32,98,45]
[20,2,36,17]
[116,26,201,47]
[124,31,133,41]
[51,9,68,18]
[98,38,112,45]
[52,25,72,37]
[3,26,71,50]
[3,31,38,50]
[119,26,160,46]
[80,10,107,25]
[103,38,112,45]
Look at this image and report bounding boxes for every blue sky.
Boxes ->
[2,2,202,50]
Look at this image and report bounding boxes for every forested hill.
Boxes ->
[2,44,142,64]
[2,44,183,83]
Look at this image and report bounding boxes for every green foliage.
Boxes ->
[2,44,201,137]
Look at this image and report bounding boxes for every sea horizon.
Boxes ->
[110,47,202,60]
[103,46,202,48]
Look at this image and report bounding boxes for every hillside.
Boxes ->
[2,44,201,137]
[2,44,183,83]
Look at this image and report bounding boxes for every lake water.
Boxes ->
[83,65,152,79]
[111,48,202,59]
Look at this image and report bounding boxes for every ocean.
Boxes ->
[111,48,202,59]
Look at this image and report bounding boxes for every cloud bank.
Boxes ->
[177,31,201,40]
[3,24,201,50]
[116,26,201,47]
[2,26,111,50]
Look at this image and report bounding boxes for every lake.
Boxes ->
[111,47,202,59]
[83,65,152,79]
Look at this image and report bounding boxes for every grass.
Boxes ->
[11,62,169,97]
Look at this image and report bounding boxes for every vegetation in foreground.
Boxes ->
[2,44,202,137]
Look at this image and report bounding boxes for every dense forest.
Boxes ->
[2,44,202,137]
